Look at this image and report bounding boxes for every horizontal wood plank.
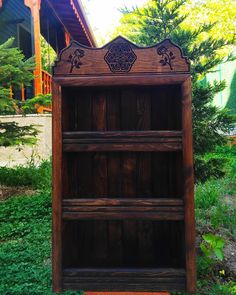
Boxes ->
[62,198,184,220]
[63,131,182,152]
[63,198,183,206]
[53,74,189,87]
[62,268,186,291]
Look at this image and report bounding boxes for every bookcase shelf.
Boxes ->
[62,198,184,220]
[62,131,182,152]
[62,268,186,291]
[52,37,196,293]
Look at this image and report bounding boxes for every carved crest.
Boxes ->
[157,45,176,70]
[104,42,137,73]
[53,36,190,75]
[67,48,85,73]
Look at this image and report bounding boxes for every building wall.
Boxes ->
[205,55,236,114]
[0,0,32,47]
[0,114,52,167]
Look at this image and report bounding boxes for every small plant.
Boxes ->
[0,121,38,148]
[200,233,225,261]
[0,98,18,115]
[21,94,52,114]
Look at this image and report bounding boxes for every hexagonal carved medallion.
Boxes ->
[104,43,137,73]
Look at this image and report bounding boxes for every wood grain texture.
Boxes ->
[52,80,62,292]
[53,37,189,76]
[62,131,182,152]
[53,74,188,87]
[52,36,195,294]
[62,268,186,291]
[182,77,196,293]
[62,198,184,220]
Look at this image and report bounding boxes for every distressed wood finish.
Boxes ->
[63,131,182,152]
[53,36,189,76]
[52,81,62,292]
[182,77,196,293]
[62,198,184,220]
[52,36,196,294]
[63,268,186,291]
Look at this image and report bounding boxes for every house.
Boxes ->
[0,0,96,100]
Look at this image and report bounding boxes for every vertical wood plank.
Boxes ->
[52,80,62,292]
[107,88,123,266]
[182,77,196,293]
[136,89,151,197]
[92,88,108,265]
[121,88,137,266]
[136,88,153,265]
[76,89,93,197]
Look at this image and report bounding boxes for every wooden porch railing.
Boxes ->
[42,69,52,95]
[9,69,52,113]
[12,69,52,101]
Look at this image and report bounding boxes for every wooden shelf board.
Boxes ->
[62,268,186,292]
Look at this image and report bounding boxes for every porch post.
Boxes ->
[25,0,42,95]
[65,31,71,47]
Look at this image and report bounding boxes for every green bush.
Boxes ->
[21,93,52,114]
[0,97,17,115]
[195,156,227,183]
[195,144,236,183]
[0,160,51,190]
[0,121,38,147]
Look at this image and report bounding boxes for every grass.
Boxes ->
[195,146,236,238]
[0,193,52,294]
[0,159,52,191]
[0,146,235,294]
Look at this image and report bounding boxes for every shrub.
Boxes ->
[0,98,18,115]
[21,94,52,114]
[0,160,51,190]
[194,155,227,183]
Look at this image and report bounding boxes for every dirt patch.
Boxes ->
[224,239,236,279]
[0,185,36,201]
[223,194,236,207]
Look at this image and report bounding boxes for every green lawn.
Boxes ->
[0,147,236,294]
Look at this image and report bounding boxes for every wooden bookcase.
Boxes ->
[52,37,196,294]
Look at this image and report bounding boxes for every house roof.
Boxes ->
[0,0,97,48]
[47,0,96,47]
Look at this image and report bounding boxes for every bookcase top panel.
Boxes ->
[53,36,190,76]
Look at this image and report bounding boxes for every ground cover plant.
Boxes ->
[0,145,235,294]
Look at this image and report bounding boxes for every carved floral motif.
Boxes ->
[157,45,175,70]
[104,43,137,73]
[67,48,85,73]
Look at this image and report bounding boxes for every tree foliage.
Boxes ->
[0,38,38,148]
[116,0,236,180]
[0,37,35,88]
[40,36,57,74]
[0,122,38,148]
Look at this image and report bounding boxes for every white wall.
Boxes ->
[0,114,52,167]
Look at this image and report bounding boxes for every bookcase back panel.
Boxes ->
[62,151,183,199]
[62,85,182,132]
[62,220,185,268]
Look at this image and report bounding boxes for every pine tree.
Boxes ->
[0,37,35,89]
[117,0,236,181]
[0,38,38,148]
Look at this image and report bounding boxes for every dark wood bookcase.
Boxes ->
[52,37,196,294]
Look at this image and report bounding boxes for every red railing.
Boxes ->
[42,69,52,95]
[8,70,52,113]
